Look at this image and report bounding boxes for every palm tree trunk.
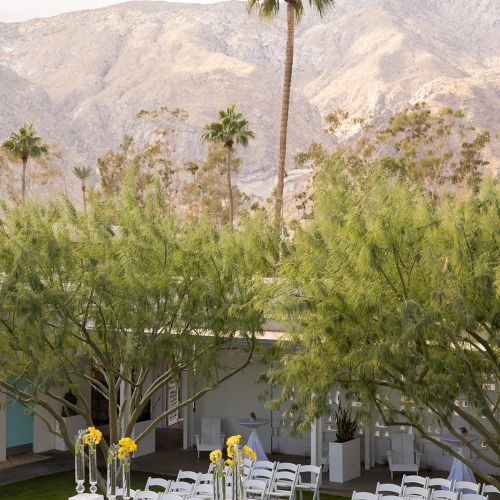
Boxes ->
[226,146,234,229]
[274,1,295,227]
[21,157,27,204]
[82,183,87,214]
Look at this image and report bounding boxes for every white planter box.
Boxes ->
[132,419,156,457]
[55,415,87,451]
[329,437,361,483]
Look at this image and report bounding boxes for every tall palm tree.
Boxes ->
[248,0,335,227]
[73,165,92,214]
[2,122,49,204]
[201,105,255,229]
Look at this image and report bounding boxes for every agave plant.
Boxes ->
[334,407,358,443]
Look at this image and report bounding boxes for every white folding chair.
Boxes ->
[428,479,454,491]
[134,491,159,500]
[254,460,277,472]
[402,475,429,488]
[403,486,430,499]
[250,466,275,491]
[431,490,459,500]
[387,434,422,479]
[117,488,137,498]
[245,478,268,500]
[176,471,200,484]
[170,481,195,497]
[162,495,185,500]
[482,485,500,496]
[455,483,481,494]
[461,495,488,500]
[190,483,214,500]
[296,465,322,500]
[194,417,225,458]
[197,473,213,484]
[277,463,299,473]
[145,477,171,493]
[352,492,380,500]
[244,458,255,478]
[268,470,298,500]
[376,482,402,497]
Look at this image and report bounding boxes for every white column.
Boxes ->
[0,392,6,462]
[310,416,323,466]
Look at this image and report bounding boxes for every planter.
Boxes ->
[131,420,156,457]
[55,415,86,451]
[329,437,360,483]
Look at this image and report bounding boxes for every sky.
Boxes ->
[0,0,223,22]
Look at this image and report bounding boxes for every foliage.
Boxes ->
[73,165,92,213]
[263,161,499,487]
[0,178,265,487]
[334,407,358,443]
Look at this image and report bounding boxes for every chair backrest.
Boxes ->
[277,462,299,473]
[134,491,159,500]
[201,417,221,444]
[298,465,322,486]
[251,468,274,482]
[245,479,268,491]
[431,490,459,500]
[428,479,453,490]
[272,471,298,492]
[352,492,380,500]
[482,485,500,495]
[376,483,402,495]
[254,460,276,471]
[170,481,195,494]
[197,473,213,484]
[145,477,171,492]
[461,495,488,500]
[392,435,417,465]
[402,475,428,487]
[403,486,429,499]
[455,483,480,494]
[176,471,200,483]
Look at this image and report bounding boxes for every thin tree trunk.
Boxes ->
[226,146,234,229]
[82,183,87,214]
[274,2,295,227]
[22,157,27,204]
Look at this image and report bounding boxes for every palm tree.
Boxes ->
[2,122,49,203]
[248,0,335,227]
[201,105,255,229]
[73,166,92,214]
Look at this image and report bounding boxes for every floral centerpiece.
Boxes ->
[74,426,102,495]
[211,435,256,500]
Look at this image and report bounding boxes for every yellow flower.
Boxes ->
[243,445,256,461]
[117,436,137,458]
[225,434,241,448]
[227,446,233,458]
[225,459,234,468]
[209,449,223,464]
[84,426,102,445]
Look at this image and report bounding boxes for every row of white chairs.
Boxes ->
[353,492,491,500]
[396,475,500,495]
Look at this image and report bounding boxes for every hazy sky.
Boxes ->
[0,0,224,22]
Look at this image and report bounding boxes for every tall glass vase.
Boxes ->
[231,445,245,500]
[88,442,98,494]
[213,459,226,500]
[74,441,86,495]
[122,453,132,500]
[107,447,118,500]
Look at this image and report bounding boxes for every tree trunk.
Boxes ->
[82,183,87,214]
[22,157,27,204]
[225,146,234,229]
[274,2,295,227]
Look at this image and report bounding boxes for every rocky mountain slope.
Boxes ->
[0,0,498,199]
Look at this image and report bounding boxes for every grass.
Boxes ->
[0,470,348,500]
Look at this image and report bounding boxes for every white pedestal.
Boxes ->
[68,494,104,500]
[329,438,361,483]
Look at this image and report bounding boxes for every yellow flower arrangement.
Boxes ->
[225,458,233,467]
[209,449,223,464]
[226,434,241,448]
[117,436,137,460]
[83,426,102,446]
[243,445,257,461]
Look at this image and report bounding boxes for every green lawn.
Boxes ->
[0,470,347,500]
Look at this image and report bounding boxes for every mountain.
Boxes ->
[0,0,498,200]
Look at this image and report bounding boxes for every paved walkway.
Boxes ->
[0,427,452,495]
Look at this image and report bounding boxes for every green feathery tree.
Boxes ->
[262,160,500,486]
[2,122,48,203]
[248,0,335,227]
[201,104,255,229]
